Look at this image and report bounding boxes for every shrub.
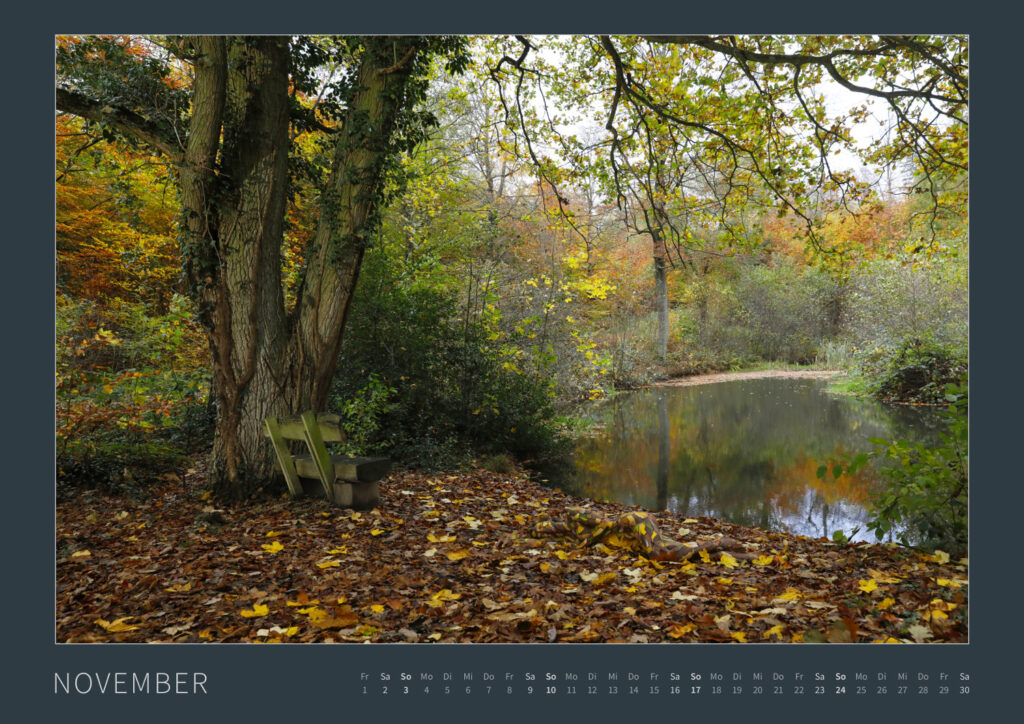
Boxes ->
[333,279,568,470]
[869,340,967,404]
[822,381,968,555]
[56,294,212,491]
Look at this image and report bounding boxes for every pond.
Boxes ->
[550,376,947,542]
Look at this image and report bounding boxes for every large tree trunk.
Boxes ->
[182,37,425,500]
[180,37,294,499]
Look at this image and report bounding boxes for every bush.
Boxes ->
[823,381,968,555]
[868,340,967,404]
[333,278,569,470]
[56,294,212,491]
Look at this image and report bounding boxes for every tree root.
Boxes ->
[535,508,756,563]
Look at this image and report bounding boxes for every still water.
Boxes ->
[556,377,945,542]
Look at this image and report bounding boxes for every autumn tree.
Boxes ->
[489,35,968,358]
[57,35,469,500]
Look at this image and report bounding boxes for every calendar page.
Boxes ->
[23,3,1016,723]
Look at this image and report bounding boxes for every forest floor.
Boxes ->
[56,463,967,644]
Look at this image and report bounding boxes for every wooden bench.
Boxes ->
[263,411,390,510]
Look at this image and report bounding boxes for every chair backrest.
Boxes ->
[263,412,345,497]
[300,411,339,491]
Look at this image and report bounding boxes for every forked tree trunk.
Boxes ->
[177,37,424,500]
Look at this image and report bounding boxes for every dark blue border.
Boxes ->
[16,2,1018,721]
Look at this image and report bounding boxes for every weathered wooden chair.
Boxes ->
[263,411,390,510]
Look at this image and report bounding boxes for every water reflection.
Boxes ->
[557,378,945,541]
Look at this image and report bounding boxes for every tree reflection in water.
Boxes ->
[556,378,945,541]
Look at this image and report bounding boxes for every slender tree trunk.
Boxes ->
[652,227,669,362]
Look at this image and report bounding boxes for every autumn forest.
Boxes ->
[56,35,968,643]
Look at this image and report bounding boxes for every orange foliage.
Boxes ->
[56,116,180,310]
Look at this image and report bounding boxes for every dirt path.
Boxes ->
[653,368,842,388]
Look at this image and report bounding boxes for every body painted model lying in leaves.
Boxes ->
[535,508,756,563]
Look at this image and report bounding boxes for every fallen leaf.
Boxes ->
[667,623,695,638]
[71,550,91,558]
[446,549,470,562]
[240,604,269,618]
[907,624,934,642]
[261,541,284,554]
[95,617,139,632]
[718,553,739,569]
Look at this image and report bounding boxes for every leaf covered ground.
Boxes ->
[56,469,968,643]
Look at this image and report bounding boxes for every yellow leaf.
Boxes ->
[623,606,637,616]
[683,518,699,523]
[718,553,739,568]
[763,625,784,640]
[790,632,805,643]
[539,562,552,573]
[731,632,748,643]
[307,607,359,629]
[935,578,961,588]
[95,617,139,632]
[261,541,284,553]
[369,604,386,613]
[240,604,269,618]
[370,529,384,536]
[446,549,470,562]
[667,623,695,638]
[287,598,319,607]
[428,633,443,641]
[877,597,896,610]
[265,531,283,537]
[71,550,91,558]
[754,554,774,566]
[716,577,733,585]
[858,579,878,593]
[930,550,950,564]
[554,550,569,560]
[698,549,711,563]
[428,533,456,543]
[316,560,340,568]
[164,583,192,593]
[777,588,802,601]
[423,547,437,557]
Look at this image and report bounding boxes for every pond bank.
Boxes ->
[652,368,842,388]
